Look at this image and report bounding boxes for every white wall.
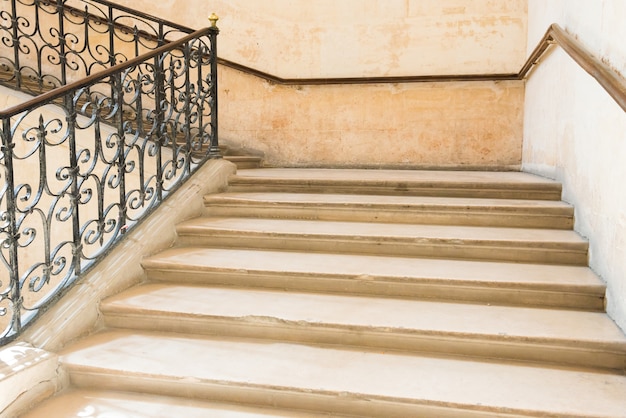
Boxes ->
[524,1,626,332]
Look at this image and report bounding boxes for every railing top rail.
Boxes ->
[0,26,213,119]
[218,23,626,113]
[216,58,520,85]
[75,0,195,34]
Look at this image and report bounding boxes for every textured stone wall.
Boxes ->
[219,66,524,168]
[102,1,528,168]
[112,0,528,77]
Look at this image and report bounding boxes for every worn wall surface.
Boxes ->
[113,0,528,78]
[220,66,524,168]
[523,1,626,331]
[65,1,529,168]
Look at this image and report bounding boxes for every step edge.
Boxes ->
[203,199,575,215]
[174,227,589,252]
[226,177,563,190]
[139,262,604,294]
[99,307,626,355]
[62,354,623,418]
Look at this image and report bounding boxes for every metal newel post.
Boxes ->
[208,13,221,158]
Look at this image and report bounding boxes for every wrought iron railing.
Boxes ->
[0,0,199,92]
[0,0,219,344]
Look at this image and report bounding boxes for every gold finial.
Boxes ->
[208,13,219,28]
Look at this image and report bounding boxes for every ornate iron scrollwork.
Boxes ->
[0,0,219,344]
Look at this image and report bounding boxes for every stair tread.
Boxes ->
[142,247,602,291]
[232,168,560,188]
[21,389,324,418]
[60,330,626,417]
[102,284,626,350]
[176,217,586,248]
[205,192,572,211]
[224,155,263,161]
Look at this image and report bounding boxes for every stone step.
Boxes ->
[223,155,263,169]
[59,330,626,418]
[142,248,604,310]
[227,168,563,200]
[21,389,328,418]
[204,192,574,228]
[175,218,588,265]
[101,284,626,370]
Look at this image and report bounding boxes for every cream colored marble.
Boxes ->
[204,191,574,228]
[206,192,571,208]
[175,216,588,265]
[220,68,525,168]
[178,216,585,243]
[102,283,619,344]
[142,246,604,309]
[14,162,625,416]
[0,343,60,417]
[234,168,559,184]
[22,389,326,418]
[228,168,563,200]
[143,246,601,290]
[59,330,626,417]
[101,283,626,369]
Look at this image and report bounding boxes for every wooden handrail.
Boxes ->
[217,58,519,85]
[540,24,626,112]
[218,24,626,112]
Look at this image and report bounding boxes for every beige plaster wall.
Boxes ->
[220,65,524,168]
[106,0,527,168]
[7,1,527,169]
[523,1,626,332]
[112,0,528,78]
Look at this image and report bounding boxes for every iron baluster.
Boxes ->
[1,117,22,338]
[106,3,115,67]
[113,72,127,234]
[9,0,21,89]
[55,0,67,87]
[107,3,116,102]
[153,52,164,202]
[182,40,192,172]
[64,93,81,277]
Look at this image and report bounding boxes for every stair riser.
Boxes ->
[65,370,531,418]
[234,162,262,169]
[176,233,589,265]
[226,183,562,201]
[144,268,605,311]
[102,313,626,370]
[205,205,574,229]
[224,160,262,169]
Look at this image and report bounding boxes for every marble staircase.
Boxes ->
[21,168,626,417]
